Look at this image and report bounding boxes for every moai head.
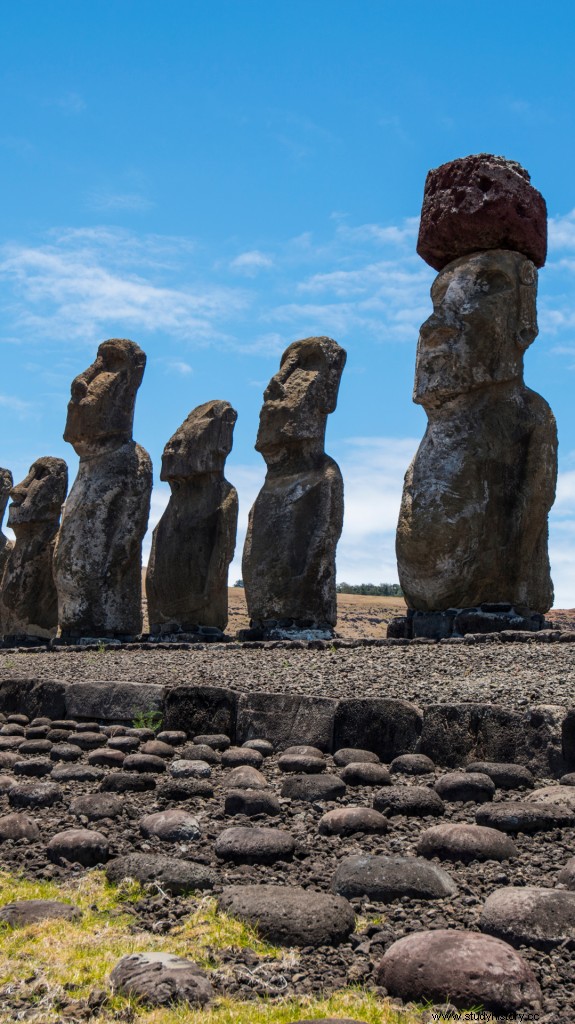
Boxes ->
[0,468,13,524]
[64,338,146,456]
[7,458,68,532]
[160,400,237,483]
[414,249,538,409]
[256,336,346,457]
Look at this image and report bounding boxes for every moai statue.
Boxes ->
[242,336,346,640]
[54,338,152,638]
[0,458,68,639]
[394,155,557,639]
[146,400,238,639]
[0,468,14,583]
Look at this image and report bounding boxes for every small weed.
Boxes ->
[132,709,164,732]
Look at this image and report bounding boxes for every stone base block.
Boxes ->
[388,605,549,640]
[238,619,334,642]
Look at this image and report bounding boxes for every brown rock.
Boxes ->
[396,249,557,614]
[0,458,68,638]
[146,400,238,636]
[54,339,152,637]
[417,153,547,270]
[242,336,346,638]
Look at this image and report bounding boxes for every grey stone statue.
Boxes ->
[242,336,346,640]
[54,338,152,638]
[146,400,238,638]
[0,457,68,639]
[0,468,14,583]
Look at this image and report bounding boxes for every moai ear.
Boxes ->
[516,259,538,350]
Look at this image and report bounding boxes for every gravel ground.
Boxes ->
[1,641,575,709]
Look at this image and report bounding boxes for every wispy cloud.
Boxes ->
[230,250,274,275]
[85,190,153,213]
[164,359,193,375]
[0,394,35,418]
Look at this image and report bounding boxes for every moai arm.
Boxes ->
[102,447,152,580]
[515,402,558,609]
[203,484,238,601]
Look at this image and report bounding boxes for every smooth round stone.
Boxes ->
[560,773,575,786]
[25,726,51,739]
[8,782,63,808]
[283,745,325,758]
[100,772,156,793]
[110,952,213,1006]
[333,854,457,902]
[1,723,25,735]
[221,747,263,769]
[224,788,281,817]
[103,725,126,737]
[170,759,211,779]
[30,718,52,727]
[242,738,273,756]
[215,826,295,864]
[7,714,29,726]
[72,732,104,750]
[0,775,16,794]
[0,812,40,842]
[333,748,379,767]
[88,747,125,767]
[0,736,24,750]
[0,899,81,927]
[69,793,124,820]
[466,761,534,790]
[390,753,435,776]
[476,800,575,832]
[123,754,167,774]
[13,759,53,778]
[435,771,495,803]
[125,727,155,740]
[140,809,201,843]
[51,720,77,730]
[106,853,215,895]
[278,754,326,774]
[281,774,346,802]
[47,729,72,743]
[193,733,230,751]
[157,730,187,746]
[558,857,575,888]
[0,751,20,769]
[18,739,53,755]
[157,778,213,801]
[377,929,541,1014]
[51,765,104,783]
[49,743,83,763]
[218,884,355,947]
[140,739,176,759]
[340,763,391,787]
[416,823,518,863]
[526,784,575,810]
[47,828,110,866]
[107,736,139,753]
[373,785,444,817]
[223,765,268,790]
[481,886,575,950]
[180,743,221,765]
[319,807,388,837]
[75,722,101,732]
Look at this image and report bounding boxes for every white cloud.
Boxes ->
[0,394,35,417]
[230,250,274,275]
[85,191,153,212]
[548,210,575,251]
[164,360,193,375]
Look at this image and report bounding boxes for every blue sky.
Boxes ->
[2,1,575,604]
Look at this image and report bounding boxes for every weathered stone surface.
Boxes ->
[47,828,110,866]
[281,774,346,802]
[526,784,575,809]
[53,765,104,784]
[179,743,220,764]
[221,746,263,769]
[13,758,52,777]
[88,747,125,767]
[147,400,238,635]
[0,899,80,927]
[378,929,541,1013]
[69,793,123,820]
[557,857,575,888]
[54,339,152,637]
[435,771,495,803]
[106,853,215,894]
[0,458,67,638]
[417,154,547,270]
[0,468,13,583]
[242,337,346,637]
[236,692,335,752]
[339,762,391,787]
[416,823,518,863]
[222,765,269,790]
[99,771,156,793]
[0,812,40,842]
[224,788,281,817]
[123,753,166,773]
[481,886,575,950]
[466,761,534,789]
[396,247,556,617]
[333,698,422,760]
[476,800,575,832]
[110,952,213,1006]
[170,759,211,779]
[218,884,354,947]
[8,781,63,808]
[65,680,165,723]
[373,785,444,817]
[0,679,69,721]
[139,809,200,843]
[215,826,295,864]
[333,854,457,901]
[157,778,213,801]
[319,807,388,836]
[279,753,325,773]
[193,732,231,750]
[333,748,379,767]
[390,753,435,775]
[164,685,237,740]
[243,738,274,756]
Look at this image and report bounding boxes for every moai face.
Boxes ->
[7,458,68,530]
[64,338,146,456]
[414,250,538,408]
[0,468,13,522]
[256,336,346,455]
[160,400,237,482]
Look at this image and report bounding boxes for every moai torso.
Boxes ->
[146,400,238,635]
[0,458,68,638]
[242,336,346,637]
[53,338,152,637]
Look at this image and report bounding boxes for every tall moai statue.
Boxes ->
[242,336,346,640]
[146,400,238,639]
[0,458,68,639]
[0,468,14,583]
[54,339,152,638]
[394,154,557,639]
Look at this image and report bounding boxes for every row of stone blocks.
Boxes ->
[1,677,574,778]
